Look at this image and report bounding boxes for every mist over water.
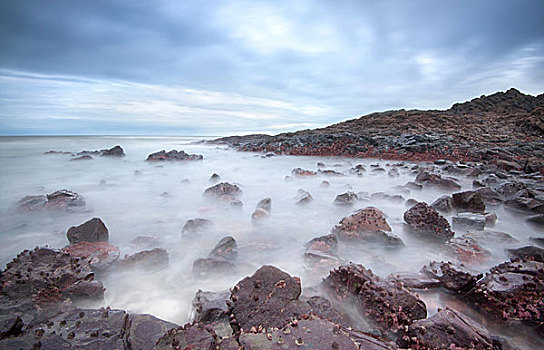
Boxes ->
[0,136,541,342]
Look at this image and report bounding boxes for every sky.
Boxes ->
[1,0,544,136]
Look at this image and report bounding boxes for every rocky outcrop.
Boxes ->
[403,202,454,241]
[62,241,120,272]
[146,149,203,161]
[203,182,242,199]
[101,145,125,157]
[17,189,86,212]
[66,217,109,244]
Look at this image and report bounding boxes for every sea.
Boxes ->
[0,136,541,348]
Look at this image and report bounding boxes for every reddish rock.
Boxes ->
[291,168,317,177]
[62,241,120,272]
[506,246,544,263]
[66,217,109,244]
[295,189,313,205]
[404,202,454,242]
[101,145,125,157]
[444,236,491,264]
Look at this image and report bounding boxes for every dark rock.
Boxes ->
[306,234,338,254]
[181,218,214,237]
[292,168,317,177]
[62,241,120,272]
[403,202,454,242]
[414,171,461,190]
[193,257,235,278]
[0,316,23,340]
[527,214,544,226]
[251,207,270,224]
[430,195,453,213]
[507,246,544,263]
[444,235,491,264]
[386,272,442,289]
[146,149,203,161]
[191,290,230,323]
[116,248,169,271]
[464,229,518,245]
[452,190,486,213]
[67,217,109,244]
[405,198,419,207]
[323,263,427,336]
[304,296,348,325]
[17,189,85,212]
[208,236,238,261]
[101,145,125,157]
[397,308,494,350]
[452,213,487,231]
[333,191,358,206]
[203,182,242,198]
[229,265,310,332]
[530,236,544,247]
[209,173,221,182]
[70,155,93,161]
[475,187,503,205]
[496,182,527,199]
[318,169,345,177]
[485,212,498,225]
[256,197,271,212]
[295,189,313,205]
[126,313,177,350]
[371,192,405,202]
[421,261,482,294]
[320,180,330,187]
[154,322,217,350]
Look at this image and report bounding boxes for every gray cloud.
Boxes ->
[1,0,543,135]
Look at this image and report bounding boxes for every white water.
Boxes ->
[0,136,541,347]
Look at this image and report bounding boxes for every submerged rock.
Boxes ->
[146,149,203,161]
[203,182,242,198]
[291,168,317,177]
[430,195,453,213]
[181,218,214,238]
[444,235,491,264]
[71,155,93,161]
[116,248,169,271]
[66,217,109,244]
[62,241,120,272]
[404,202,454,242]
[209,236,238,261]
[295,189,313,205]
[334,191,359,206]
[17,189,86,212]
[101,145,125,157]
[414,171,461,190]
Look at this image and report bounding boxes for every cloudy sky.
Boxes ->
[1,0,543,135]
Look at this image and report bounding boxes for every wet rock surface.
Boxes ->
[421,261,483,294]
[404,202,454,241]
[115,248,169,271]
[191,290,230,324]
[67,217,109,244]
[203,182,242,198]
[146,149,203,161]
[17,189,86,212]
[62,241,120,272]
[452,212,487,231]
[452,190,487,213]
[506,246,544,263]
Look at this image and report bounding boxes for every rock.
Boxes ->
[191,290,230,323]
[193,257,235,278]
[318,169,346,177]
[251,207,270,224]
[444,235,491,264]
[208,236,238,261]
[129,235,162,250]
[230,199,243,209]
[209,173,221,182]
[256,197,271,212]
[334,191,358,206]
[485,212,498,225]
[181,218,214,237]
[464,229,518,245]
[146,149,203,161]
[229,265,310,332]
[371,192,404,202]
[295,189,313,205]
[0,247,104,311]
[388,168,400,177]
[66,217,109,244]
[70,155,93,161]
[154,322,217,350]
[421,261,482,294]
[527,214,544,226]
[17,189,85,212]
[62,241,120,272]
[452,190,486,213]
[323,263,427,336]
[403,202,454,242]
[504,196,544,215]
[306,234,338,254]
[431,195,453,213]
[101,145,125,157]
[292,168,317,177]
[475,187,503,205]
[116,248,169,271]
[496,182,527,199]
[397,308,494,349]
[414,171,461,190]
[386,272,442,289]
[405,198,419,207]
[0,316,23,340]
[452,213,487,231]
[203,182,242,198]
[404,181,423,190]
[530,237,544,247]
[320,180,330,188]
[465,260,544,329]
[304,296,348,326]
[126,313,177,350]
[506,246,544,263]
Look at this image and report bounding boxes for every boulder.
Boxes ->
[506,246,544,263]
[191,290,230,323]
[101,145,125,157]
[414,171,461,190]
[333,191,358,206]
[209,173,221,182]
[126,313,177,350]
[203,182,242,198]
[452,213,487,231]
[256,197,271,212]
[154,322,217,350]
[421,261,482,294]
[323,263,427,336]
[452,190,486,213]
[386,272,442,290]
[146,149,203,161]
[306,234,338,254]
[70,155,93,161]
[62,241,120,272]
[318,169,345,176]
[181,218,214,237]
[464,229,518,245]
[193,257,235,278]
[17,189,85,212]
[397,308,494,349]
[66,218,109,244]
[403,202,454,242]
[115,248,169,271]
[430,195,453,213]
[444,235,491,264]
[295,189,313,205]
[475,187,503,205]
[251,207,270,224]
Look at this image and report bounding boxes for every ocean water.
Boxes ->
[0,136,541,347]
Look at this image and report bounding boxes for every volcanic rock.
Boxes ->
[146,149,203,161]
[67,217,109,244]
[17,189,85,212]
[203,182,242,198]
[62,241,120,272]
[386,272,442,290]
[101,145,125,157]
[444,235,491,264]
[506,246,544,263]
[115,248,169,271]
[191,290,230,324]
[452,213,487,231]
[421,261,482,294]
[414,171,461,190]
[291,168,317,177]
[209,236,238,261]
[193,257,235,278]
[403,202,454,242]
[295,189,313,205]
[452,190,486,213]
[430,195,453,213]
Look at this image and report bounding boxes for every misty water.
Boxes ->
[1,136,542,348]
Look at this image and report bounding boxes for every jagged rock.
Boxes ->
[333,191,358,206]
[323,263,427,336]
[295,189,313,205]
[452,213,487,231]
[397,308,494,350]
[452,190,486,213]
[256,197,271,212]
[62,241,120,272]
[191,290,230,323]
[386,272,442,289]
[181,218,214,237]
[146,149,203,161]
[306,234,338,254]
[17,189,85,212]
[475,187,503,205]
[154,322,217,350]
[209,173,221,182]
[291,168,317,177]
[209,236,238,261]
[203,182,242,199]
[506,246,544,263]
[67,217,109,244]
[403,202,454,242]
[431,195,453,213]
[421,261,482,294]
[101,145,125,157]
[229,265,310,332]
[444,235,491,264]
[116,248,169,271]
[415,171,461,190]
